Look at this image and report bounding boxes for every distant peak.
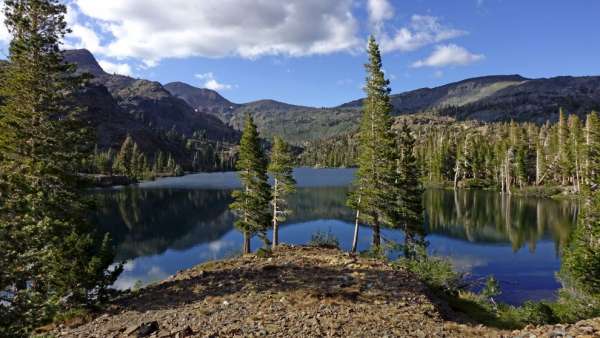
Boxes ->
[63,49,105,76]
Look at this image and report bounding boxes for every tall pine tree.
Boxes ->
[230,114,270,254]
[348,36,397,252]
[0,1,120,336]
[268,136,296,249]
[392,122,425,259]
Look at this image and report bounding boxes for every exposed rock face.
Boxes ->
[166,73,600,144]
[62,49,239,163]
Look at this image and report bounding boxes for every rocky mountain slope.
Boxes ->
[65,48,600,146]
[164,83,360,144]
[63,49,238,158]
[166,73,600,144]
[47,246,600,337]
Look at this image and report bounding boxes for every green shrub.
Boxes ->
[308,230,340,249]
[255,247,272,258]
[395,252,462,293]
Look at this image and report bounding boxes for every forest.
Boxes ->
[300,110,599,195]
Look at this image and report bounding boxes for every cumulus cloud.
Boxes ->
[99,59,133,76]
[379,15,467,53]
[367,0,394,26]
[412,44,484,68]
[0,1,10,44]
[195,72,233,91]
[70,0,361,65]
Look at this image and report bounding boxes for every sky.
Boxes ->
[1,0,599,107]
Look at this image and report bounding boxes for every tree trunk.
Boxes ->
[272,178,279,249]
[372,220,381,248]
[243,231,251,254]
[351,195,361,253]
[454,164,460,189]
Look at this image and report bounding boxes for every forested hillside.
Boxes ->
[61,49,240,177]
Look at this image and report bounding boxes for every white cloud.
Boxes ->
[0,1,10,44]
[412,44,484,68]
[99,59,133,76]
[367,0,394,26]
[195,72,233,91]
[379,15,467,53]
[70,0,361,65]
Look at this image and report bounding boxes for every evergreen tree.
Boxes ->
[268,136,296,249]
[114,135,134,176]
[230,114,270,254]
[348,36,397,251]
[559,115,600,319]
[586,111,600,185]
[392,122,425,259]
[0,1,120,335]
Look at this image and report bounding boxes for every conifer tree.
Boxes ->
[230,114,271,254]
[586,112,600,185]
[348,36,397,251]
[268,136,296,249]
[559,114,600,318]
[114,135,134,176]
[0,1,119,335]
[558,108,571,185]
[393,122,425,259]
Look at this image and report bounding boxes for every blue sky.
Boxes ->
[2,0,599,107]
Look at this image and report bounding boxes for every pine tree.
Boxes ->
[348,36,397,251]
[559,114,600,318]
[558,108,571,185]
[586,112,600,185]
[114,135,134,176]
[268,136,296,249]
[392,122,425,259]
[230,114,271,254]
[0,1,120,335]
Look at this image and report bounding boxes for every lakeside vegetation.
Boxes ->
[300,110,600,198]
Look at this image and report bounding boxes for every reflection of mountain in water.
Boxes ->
[92,188,235,261]
[92,185,578,262]
[424,189,577,252]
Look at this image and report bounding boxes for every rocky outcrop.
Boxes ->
[45,245,600,337]
[60,49,239,166]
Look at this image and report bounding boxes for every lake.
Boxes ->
[91,168,579,305]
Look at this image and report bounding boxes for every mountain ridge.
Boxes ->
[64,48,600,145]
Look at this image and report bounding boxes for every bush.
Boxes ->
[308,230,340,249]
[255,247,272,258]
[395,251,462,293]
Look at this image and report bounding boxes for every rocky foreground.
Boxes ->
[50,246,600,337]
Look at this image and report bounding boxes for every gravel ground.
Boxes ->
[47,246,600,338]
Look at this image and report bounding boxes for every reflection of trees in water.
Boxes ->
[92,186,578,262]
[92,188,234,261]
[425,189,578,252]
[286,187,354,224]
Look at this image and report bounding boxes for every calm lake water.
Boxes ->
[91,168,579,305]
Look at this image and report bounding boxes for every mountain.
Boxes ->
[65,48,600,148]
[165,84,360,144]
[62,49,238,165]
[167,74,600,144]
[341,74,600,123]
[164,81,237,114]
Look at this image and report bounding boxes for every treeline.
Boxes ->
[83,130,237,182]
[84,136,183,180]
[300,110,600,194]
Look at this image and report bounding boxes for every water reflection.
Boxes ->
[91,169,578,304]
[424,189,577,253]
